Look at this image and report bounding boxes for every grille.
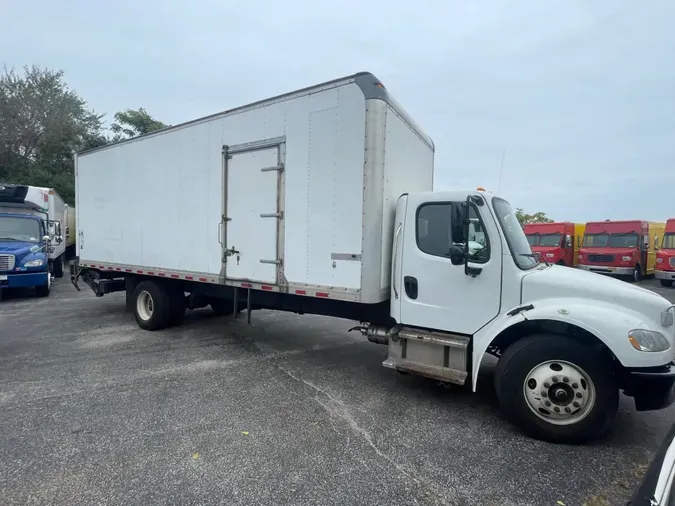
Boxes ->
[670,257,675,269]
[588,254,615,263]
[0,254,15,271]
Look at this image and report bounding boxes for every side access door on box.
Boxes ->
[221,137,286,286]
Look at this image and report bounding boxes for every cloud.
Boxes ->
[1,0,673,221]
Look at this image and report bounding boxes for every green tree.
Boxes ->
[515,208,553,227]
[0,65,105,204]
[110,107,168,140]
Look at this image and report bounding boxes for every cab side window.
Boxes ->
[416,202,490,263]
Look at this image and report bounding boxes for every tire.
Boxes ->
[494,334,618,444]
[168,289,186,327]
[35,274,51,298]
[210,298,231,316]
[633,265,642,283]
[133,280,171,331]
[660,279,674,288]
[53,256,64,278]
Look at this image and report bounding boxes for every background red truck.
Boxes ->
[524,222,585,267]
[578,220,665,282]
[655,218,675,287]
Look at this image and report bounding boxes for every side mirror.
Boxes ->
[564,234,572,248]
[56,236,63,244]
[449,245,466,266]
[42,235,50,243]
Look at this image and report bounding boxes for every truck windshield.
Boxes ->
[492,197,539,269]
[663,233,675,249]
[582,233,609,247]
[526,234,539,246]
[0,216,40,243]
[539,233,562,247]
[607,232,639,248]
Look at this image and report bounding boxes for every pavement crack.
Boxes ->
[271,362,452,506]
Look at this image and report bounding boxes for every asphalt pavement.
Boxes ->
[1,278,674,505]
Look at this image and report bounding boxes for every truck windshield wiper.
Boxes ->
[0,237,19,241]
[519,252,548,266]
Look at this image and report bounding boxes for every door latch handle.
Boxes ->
[224,246,239,258]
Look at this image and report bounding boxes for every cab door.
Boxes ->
[396,191,502,335]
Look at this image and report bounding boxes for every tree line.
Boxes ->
[0,65,167,205]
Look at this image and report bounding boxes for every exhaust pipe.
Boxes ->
[348,324,399,345]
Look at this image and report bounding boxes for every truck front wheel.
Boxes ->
[35,274,51,297]
[633,265,643,283]
[494,334,618,444]
[660,280,674,288]
[53,256,64,278]
[133,280,171,331]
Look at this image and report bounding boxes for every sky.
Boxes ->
[1,0,674,222]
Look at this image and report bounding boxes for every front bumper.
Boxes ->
[0,271,49,289]
[622,362,675,411]
[655,269,675,281]
[578,264,633,275]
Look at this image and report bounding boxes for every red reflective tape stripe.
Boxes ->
[241,283,252,288]
[125,269,132,272]
[147,271,154,275]
[158,273,166,277]
[295,289,307,295]
[185,276,194,280]
[115,267,121,271]
[199,277,207,282]
[137,270,143,274]
[99,265,105,269]
[170,274,179,279]
[316,292,329,298]
[261,285,273,291]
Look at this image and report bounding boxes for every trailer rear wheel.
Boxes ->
[53,256,64,278]
[133,281,171,331]
[494,334,618,444]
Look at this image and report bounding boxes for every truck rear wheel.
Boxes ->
[494,334,618,444]
[660,280,674,288]
[133,280,171,331]
[53,256,64,278]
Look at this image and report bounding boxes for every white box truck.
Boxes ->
[0,184,72,297]
[71,72,675,443]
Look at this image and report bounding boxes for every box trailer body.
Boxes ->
[72,72,675,445]
[75,72,433,304]
[579,220,666,281]
[656,219,675,287]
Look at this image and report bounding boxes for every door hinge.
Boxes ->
[260,259,282,265]
[223,246,239,258]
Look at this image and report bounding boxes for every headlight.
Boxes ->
[546,253,555,258]
[578,254,583,260]
[621,256,632,262]
[628,329,671,352]
[23,259,44,267]
[657,258,663,264]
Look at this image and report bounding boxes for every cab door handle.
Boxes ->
[404,276,418,300]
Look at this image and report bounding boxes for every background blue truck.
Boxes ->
[0,184,75,298]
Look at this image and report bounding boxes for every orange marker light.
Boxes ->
[476,187,486,191]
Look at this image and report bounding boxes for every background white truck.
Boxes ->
[0,184,72,297]
[71,72,675,443]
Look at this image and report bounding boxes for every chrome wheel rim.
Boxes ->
[136,291,154,321]
[523,360,596,426]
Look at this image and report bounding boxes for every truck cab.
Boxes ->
[0,184,56,297]
[381,190,675,443]
[578,220,664,282]
[656,219,675,287]
[0,213,51,297]
[523,222,584,267]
